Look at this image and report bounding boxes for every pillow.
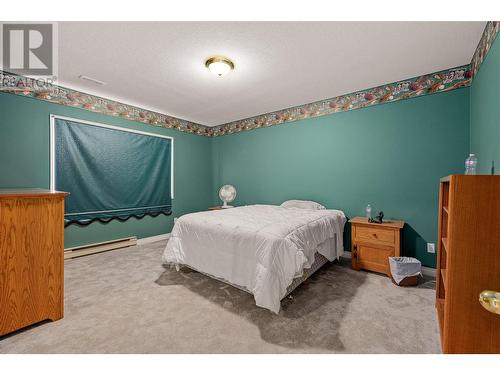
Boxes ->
[280,200,326,210]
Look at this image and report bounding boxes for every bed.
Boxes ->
[162,203,346,313]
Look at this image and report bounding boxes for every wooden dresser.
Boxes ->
[436,175,500,353]
[0,189,69,336]
[350,217,404,276]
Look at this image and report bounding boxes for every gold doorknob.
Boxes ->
[479,290,500,315]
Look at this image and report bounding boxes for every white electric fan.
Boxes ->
[218,184,237,208]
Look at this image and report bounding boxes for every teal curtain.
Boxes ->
[54,118,172,226]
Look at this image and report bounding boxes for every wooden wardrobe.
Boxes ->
[436,175,500,353]
[0,189,68,336]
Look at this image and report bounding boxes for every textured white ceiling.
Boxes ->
[58,22,485,126]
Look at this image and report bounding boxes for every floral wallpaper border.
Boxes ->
[0,71,212,136]
[210,65,472,136]
[3,21,498,138]
[0,65,472,138]
[470,21,500,79]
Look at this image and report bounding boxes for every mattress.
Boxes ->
[163,204,346,313]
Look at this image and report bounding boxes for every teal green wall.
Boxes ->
[0,85,472,267]
[0,93,213,248]
[212,89,470,267]
[470,35,500,175]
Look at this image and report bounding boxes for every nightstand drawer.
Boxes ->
[355,225,395,245]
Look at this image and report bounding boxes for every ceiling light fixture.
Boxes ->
[205,56,234,77]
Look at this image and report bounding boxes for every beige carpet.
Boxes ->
[0,240,440,353]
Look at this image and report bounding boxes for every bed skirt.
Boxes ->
[176,251,331,302]
[283,252,329,298]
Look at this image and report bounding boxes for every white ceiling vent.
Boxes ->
[78,75,107,86]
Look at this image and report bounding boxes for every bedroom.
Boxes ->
[1,1,499,373]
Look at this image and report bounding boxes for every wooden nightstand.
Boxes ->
[208,206,233,211]
[349,217,404,277]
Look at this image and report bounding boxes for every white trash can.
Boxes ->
[389,257,422,286]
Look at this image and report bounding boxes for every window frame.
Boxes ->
[49,114,174,199]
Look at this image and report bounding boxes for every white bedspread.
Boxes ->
[162,204,346,313]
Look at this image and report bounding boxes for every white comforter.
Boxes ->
[162,204,346,313]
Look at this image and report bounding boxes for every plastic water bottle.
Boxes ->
[366,204,372,219]
[465,154,478,175]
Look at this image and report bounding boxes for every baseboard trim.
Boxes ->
[137,233,171,245]
[421,266,436,278]
[342,251,436,278]
[64,236,137,259]
[341,250,352,259]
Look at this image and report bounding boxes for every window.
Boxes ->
[50,115,173,226]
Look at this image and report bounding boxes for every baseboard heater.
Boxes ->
[64,236,137,259]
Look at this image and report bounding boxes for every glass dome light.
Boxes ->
[205,56,234,77]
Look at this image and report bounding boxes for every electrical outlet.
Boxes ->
[427,243,435,253]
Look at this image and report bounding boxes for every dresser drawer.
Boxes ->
[355,225,395,245]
